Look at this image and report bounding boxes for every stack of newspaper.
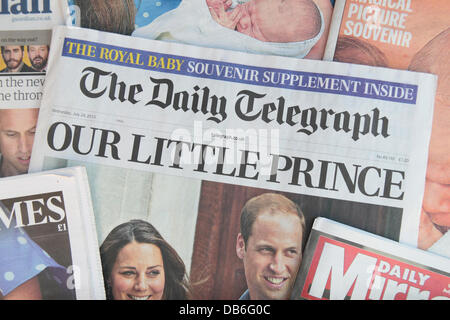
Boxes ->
[0,0,448,301]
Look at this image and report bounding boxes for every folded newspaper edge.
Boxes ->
[322,0,346,61]
[0,166,105,299]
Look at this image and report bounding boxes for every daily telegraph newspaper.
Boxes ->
[0,166,105,300]
[30,26,436,300]
[0,0,69,108]
[67,0,334,60]
[324,0,450,257]
[291,218,450,300]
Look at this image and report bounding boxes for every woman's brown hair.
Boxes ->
[74,0,137,35]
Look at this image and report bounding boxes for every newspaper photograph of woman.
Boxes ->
[100,219,191,300]
[41,157,402,300]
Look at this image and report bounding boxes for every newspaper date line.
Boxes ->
[79,67,390,142]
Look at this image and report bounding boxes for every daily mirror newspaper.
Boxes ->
[30,26,436,299]
[0,0,69,109]
[67,0,334,60]
[323,0,450,257]
[291,217,450,300]
[0,166,105,300]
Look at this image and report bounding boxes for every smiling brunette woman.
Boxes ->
[100,219,191,300]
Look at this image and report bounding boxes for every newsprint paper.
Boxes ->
[0,166,105,299]
[30,26,436,299]
[323,0,450,257]
[0,0,69,109]
[291,217,450,300]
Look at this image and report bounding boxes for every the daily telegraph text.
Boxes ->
[79,67,391,142]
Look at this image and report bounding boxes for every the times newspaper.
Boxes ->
[0,0,69,109]
[323,0,450,257]
[30,26,436,300]
[67,0,334,60]
[324,0,450,69]
[0,166,105,300]
[291,218,450,300]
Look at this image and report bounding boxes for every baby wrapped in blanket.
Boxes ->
[132,0,324,58]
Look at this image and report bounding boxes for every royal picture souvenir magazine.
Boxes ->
[323,0,450,257]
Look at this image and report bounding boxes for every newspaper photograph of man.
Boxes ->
[206,0,321,42]
[100,219,191,300]
[235,193,306,300]
[39,157,403,299]
[38,150,407,299]
[0,108,39,178]
[0,45,34,73]
[189,182,403,299]
[27,45,50,73]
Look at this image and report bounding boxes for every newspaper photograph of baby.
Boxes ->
[0,108,38,177]
[68,0,334,60]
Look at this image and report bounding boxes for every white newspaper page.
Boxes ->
[30,26,437,299]
[0,166,105,300]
